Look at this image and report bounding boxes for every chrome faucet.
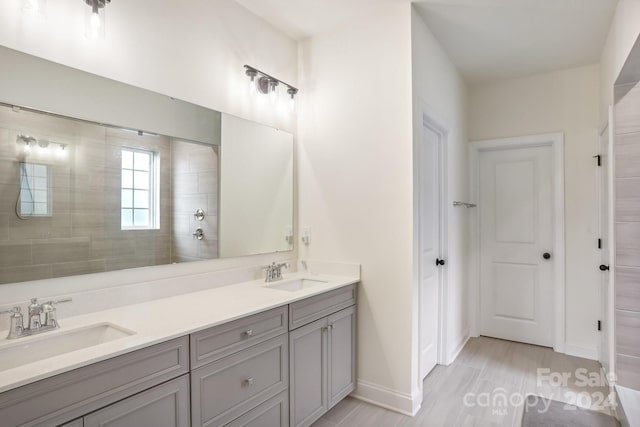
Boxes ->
[264,262,289,282]
[1,297,71,339]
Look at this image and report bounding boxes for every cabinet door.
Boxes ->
[328,306,356,408]
[289,317,328,427]
[84,375,190,427]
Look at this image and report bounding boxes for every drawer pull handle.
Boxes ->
[244,377,254,386]
[243,330,253,338]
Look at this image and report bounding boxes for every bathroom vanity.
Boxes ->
[0,278,357,427]
[0,46,356,427]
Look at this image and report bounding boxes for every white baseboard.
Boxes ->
[351,379,421,416]
[445,329,470,365]
[563,343,598,360]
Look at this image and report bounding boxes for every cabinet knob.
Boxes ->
[243,377,254,386]
[243,329,253,338]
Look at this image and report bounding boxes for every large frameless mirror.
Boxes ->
[0,46,293,285]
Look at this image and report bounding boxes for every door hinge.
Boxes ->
[598,238,602,249]
[598,320,602,331]
[594,154,602,166]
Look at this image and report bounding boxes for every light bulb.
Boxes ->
[287,88,297,112]
[269,83,278,105]
[85,1,106,39]
[56,144,67,159]
[91,11,101,29]
[23,143,31,155]
[249,77,256,95]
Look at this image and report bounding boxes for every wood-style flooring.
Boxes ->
[313,336,614,427]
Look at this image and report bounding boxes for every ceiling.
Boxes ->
[236,0,618,84]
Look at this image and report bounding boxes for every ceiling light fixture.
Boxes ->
[84,0,110,39]
[244,65,298,111]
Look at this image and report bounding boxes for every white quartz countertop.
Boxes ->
[0,273,358,394]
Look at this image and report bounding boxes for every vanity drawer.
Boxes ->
[289,284,356,330]
[225,390,288,427]
[191,334,288,427]
[191,306,288,369]
[0,336,189,427]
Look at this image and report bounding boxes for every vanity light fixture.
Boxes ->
[244,65,298,111]
[17,134,68,157]
[84,0,110,39]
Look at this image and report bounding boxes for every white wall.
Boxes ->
[600,0,640,119]
[0,0,297,133]
[411,6,469,380]
[0,0,298,293]
[468,64,602,359]
[297,3,417,414]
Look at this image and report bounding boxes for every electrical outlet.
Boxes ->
[301,227,311,245]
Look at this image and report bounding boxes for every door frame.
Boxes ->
[415,105,449,379]
[469,133,566,352]
[597,106,616,375]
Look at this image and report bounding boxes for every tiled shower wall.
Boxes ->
[170,140,218,262]
[614,82,640,390]
[0,106,218,285]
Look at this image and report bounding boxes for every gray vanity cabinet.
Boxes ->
[83,375,190,427]
[289,285,357,427]
[188,307,290,427]
[327,306,356,408]
[289,317,329,427]
[1,286,356,427]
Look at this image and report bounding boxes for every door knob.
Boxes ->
[599,265,610,271]
[543,252,551,260]
[436,258,446,266]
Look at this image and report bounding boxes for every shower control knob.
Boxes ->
[193,209,205,221]
[192,228,204,240]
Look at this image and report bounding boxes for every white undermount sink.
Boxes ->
[265,278,328,292]
[0,322,135,371]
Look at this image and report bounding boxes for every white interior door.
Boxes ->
[419,124,441,379]
[598,122,612,373]
[479,145,555,347]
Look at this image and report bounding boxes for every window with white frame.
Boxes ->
[19,162,51,217]
[121,148,159,229]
